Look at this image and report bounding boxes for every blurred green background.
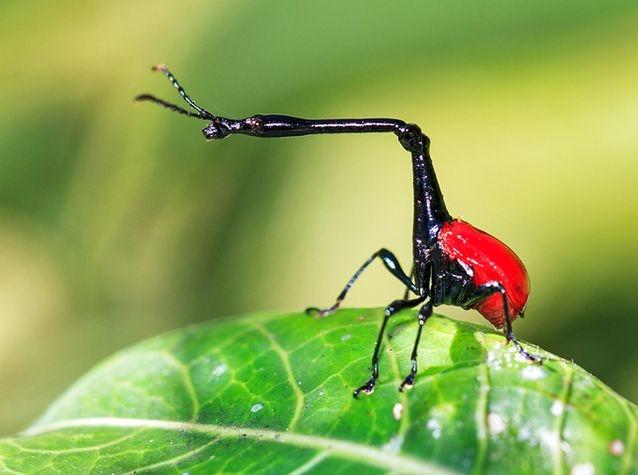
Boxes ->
[1,0,637,435]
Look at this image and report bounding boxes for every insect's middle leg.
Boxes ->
[353,295,426,398]
[399,301,433,391]
[306,248,417,317]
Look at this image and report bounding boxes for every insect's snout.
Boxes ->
[203,121,231,140]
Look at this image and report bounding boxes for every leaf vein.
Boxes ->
[122,436,219,474]
[289,451,329,475]
[23,417,458,475]
[252,322,304,431]
[472,363,490,474]
[553,362,573,475]
[153,351,201,420]
[4,432,138,455]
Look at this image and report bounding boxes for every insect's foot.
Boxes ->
[518,346,542,364]
[505,332,542,364]
[510,340,542,364]
[305,305,338,318]
[399,373,416,392]
[353,377,377,398]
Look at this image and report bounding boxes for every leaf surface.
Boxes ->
[1,309,636,474]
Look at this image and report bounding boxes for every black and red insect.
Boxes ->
[136,65,541,398]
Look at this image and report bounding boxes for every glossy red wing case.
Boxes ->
[438,219,530,328]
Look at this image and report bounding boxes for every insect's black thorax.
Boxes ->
[426,247,476,308]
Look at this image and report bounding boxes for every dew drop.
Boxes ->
[392,403,404,421]
[212,364,228,377]
[538,428,561,455]
[487,413,506,435]
[250,403,263,413]
[551,401,565,416]
[570,462,595,475]
[521,365,546,380]
[426,419,442,439]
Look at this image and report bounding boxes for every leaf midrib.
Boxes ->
[20,417,459,475]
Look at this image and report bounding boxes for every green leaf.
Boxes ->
[1,309,636,474]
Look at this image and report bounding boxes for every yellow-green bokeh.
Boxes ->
[1,1,637,435]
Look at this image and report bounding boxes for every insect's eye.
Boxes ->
[203,122,230,140]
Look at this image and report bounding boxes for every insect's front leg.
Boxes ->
[402,264,415,300]
[305,248,417,318]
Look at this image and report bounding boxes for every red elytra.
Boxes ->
[438,219,530,328]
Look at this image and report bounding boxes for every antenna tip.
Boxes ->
[151,63,168,73]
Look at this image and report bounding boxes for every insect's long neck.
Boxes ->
[411,142,450,238]
[136,82,453,254]
[409,134,450,286]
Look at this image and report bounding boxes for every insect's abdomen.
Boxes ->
[439,219,529,328]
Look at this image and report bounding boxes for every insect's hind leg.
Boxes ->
[306,248,417,318]
[463,282,541,363]
[353,295,425,398]
[502,297,541,363]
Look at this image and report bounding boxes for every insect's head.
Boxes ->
[202,120,231,141]
[135,64,231,141]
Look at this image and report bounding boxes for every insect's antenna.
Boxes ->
[151,64,215,120]
[134,94,207,119]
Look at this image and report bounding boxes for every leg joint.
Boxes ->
[483,280,506,295]
[397,123,430,152]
